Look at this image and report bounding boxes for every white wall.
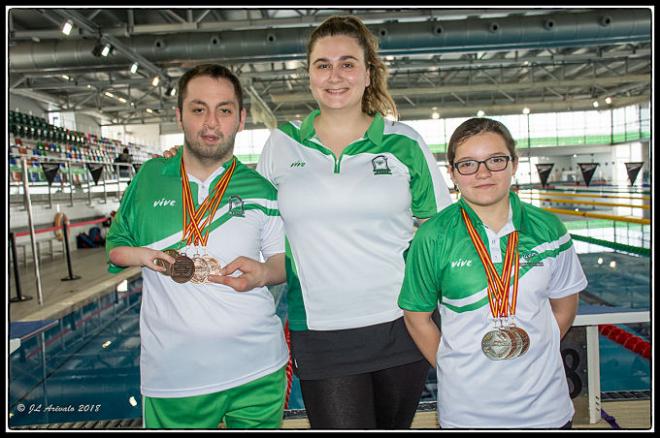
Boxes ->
[9,94,48,119]
[75,113,102,137]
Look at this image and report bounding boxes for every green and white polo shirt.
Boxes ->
[398,191,587,428]
[257,110,452,331]
[106,148,288,398]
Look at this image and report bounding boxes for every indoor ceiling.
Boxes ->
[7,7,653,130]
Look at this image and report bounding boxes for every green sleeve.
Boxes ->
[409,142,439,219]
[105,177,140,273]
[398,223,442,312]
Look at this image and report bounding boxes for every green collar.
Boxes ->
[457,191,528,234]
[299,109,385,146]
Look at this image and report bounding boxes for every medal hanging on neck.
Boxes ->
[170,157,237,284]
[460,208,529,360]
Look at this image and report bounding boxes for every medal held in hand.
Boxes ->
[178,156,236,285]
[191,255,211,284]
[461,208,529,360]
[202,255,222,278]
[154,249,180,276]
[171,255,195,283]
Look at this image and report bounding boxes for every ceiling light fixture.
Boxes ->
[592,100,599,108]
[477,110,485,117]
[152,76,160,87]
[61,19,73,36]
[130,62,139,74]
[92,41,113,57]
[522,107,531,115]
[166,86,177,97]
[605,96,612,105]
[101,43,112,57]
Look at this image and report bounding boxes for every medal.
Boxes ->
[202,255,222,277]
[481,328,514,361]
[508,325,530,357]
[171,255,195,283]
[461,208,526,360]
[191,255,210,284]
[179,157,237,285]
[154,249,180,276]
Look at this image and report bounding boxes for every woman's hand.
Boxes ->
[161,145,182,158]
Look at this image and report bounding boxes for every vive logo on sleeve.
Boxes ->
[290,160,306,168]
[371,155,392,175]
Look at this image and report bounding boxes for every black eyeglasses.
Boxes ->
[452,156,513,175]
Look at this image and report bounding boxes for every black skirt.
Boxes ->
[289,317,427,380]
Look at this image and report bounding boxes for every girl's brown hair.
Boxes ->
[307,15,397,119]
[447,118,518,165]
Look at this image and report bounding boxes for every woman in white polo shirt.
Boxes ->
[164,15,452,429]
[399,117,587,429]
[255,16,452,429]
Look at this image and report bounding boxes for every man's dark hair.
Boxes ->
[177,64,244,116]
[122,147,130,154]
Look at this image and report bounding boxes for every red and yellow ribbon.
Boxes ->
[460,208,520,319]
[180,157,237,247]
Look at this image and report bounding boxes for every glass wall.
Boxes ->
[158,103,650,169]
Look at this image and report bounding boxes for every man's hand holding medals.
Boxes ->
[152,157,244,286]
[461,208,530,360]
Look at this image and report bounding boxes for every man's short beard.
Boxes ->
[184,132,236,165]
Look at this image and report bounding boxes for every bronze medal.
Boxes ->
[154,249,180,276]
[191,256,210,284]
[202,255,222,277]
[509,325,530,357]
[154,258,171,276]
[171,255,195,283]
[503,327,524,359]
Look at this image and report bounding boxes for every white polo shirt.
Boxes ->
[106,150,289,398]
[257,110,452,331]
[399,192,588,428]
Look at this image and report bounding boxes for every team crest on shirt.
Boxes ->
[371,155,392,175]
[520,250,544,267]
[228,195,245,217]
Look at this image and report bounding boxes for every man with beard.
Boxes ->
[105,64,289,429]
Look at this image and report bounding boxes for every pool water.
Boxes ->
[9,250,650,426]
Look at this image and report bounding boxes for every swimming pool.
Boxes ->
[8,250,650,427]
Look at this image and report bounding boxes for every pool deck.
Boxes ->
[9,247,140,322]
[8,249,652,430]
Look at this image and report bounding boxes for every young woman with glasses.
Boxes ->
[398,117,587,429]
